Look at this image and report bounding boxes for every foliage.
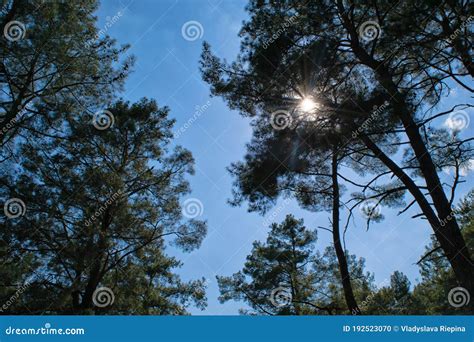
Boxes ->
[218,215,374,315]
[0,0,132,150]
[0,99,207,314]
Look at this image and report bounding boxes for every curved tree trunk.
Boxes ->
[331,149,361,314]
[336,1,474,296]
[374,73,473,297]
[361,134,473,302]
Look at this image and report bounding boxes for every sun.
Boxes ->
[299,97,318,113]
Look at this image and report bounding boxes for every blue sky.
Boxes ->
[95,0,473,315]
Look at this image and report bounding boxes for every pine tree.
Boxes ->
[200,0,473,296]
[0,99,207,314]
[217,215,373,315]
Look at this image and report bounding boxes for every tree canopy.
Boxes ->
[0,0,472,316]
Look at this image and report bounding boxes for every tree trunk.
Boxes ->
[336,3,474,294]
[81,209,111,309]
[360,134,474,301]
[331,149,361,314]
[376,73,473,297]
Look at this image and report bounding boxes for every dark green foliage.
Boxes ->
[0,0,472,316]
[0,98,207,314]
[217,215,374,315]
[0,0,132,150]
[0,0,207,315]
[201,0,473,301]
[410,191,474,315]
